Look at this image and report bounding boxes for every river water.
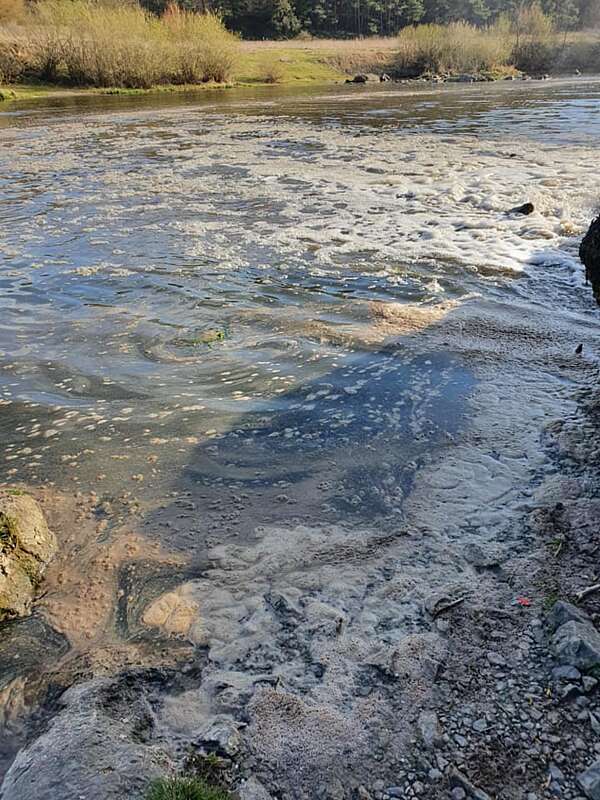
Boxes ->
[0,79,598,503]
[0,78,600,795]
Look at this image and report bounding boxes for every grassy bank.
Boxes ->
[224,27,600,84]
[0,0,238,89]
[236,36,396,83]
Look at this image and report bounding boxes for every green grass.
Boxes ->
[236,46,345,84]
[0,81,72,99]
[145,777,231,800]
[543,592,560,611]
[0,80,234,102]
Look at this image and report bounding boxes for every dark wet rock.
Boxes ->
[548,601,591,632]
[552,621,600,671]
[0,614,68,688]
[0,615,68,780]
[0,491,57,621]
[509,202,535,215]
[0,675,171,800]
[580,217,600,304]
[578,760,600,799]
[346,74,379,84]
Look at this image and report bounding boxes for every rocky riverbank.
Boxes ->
[2,286,600,799]
[0,491,56,621]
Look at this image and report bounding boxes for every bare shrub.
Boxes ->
[163,5,238,84]
[393,22,512,77]
[510,2,556,73]
[0,29,31,81]
[0,0,239,88]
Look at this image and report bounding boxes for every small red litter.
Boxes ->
[516,596,532,607]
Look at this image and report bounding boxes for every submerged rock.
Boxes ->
[0,491,57,620]
[580,216,600,304]
[141,584,203,643]
[509,202,535,215]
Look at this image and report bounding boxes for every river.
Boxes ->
[0,78,599,799]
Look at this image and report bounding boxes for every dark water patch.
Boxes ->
[0,614,68,689]
[0,614,69,774]
[176,349,473,531]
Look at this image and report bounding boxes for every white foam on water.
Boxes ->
[3,108,597,288]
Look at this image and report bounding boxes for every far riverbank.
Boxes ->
[2,29,599,104]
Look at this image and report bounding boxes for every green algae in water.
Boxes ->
[175,328,229,348]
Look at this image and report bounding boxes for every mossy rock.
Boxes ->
[0,491,57,621]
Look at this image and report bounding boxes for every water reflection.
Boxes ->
[2,77,599,144]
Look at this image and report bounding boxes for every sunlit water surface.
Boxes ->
[0,78,599,520]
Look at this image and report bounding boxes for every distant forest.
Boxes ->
[139,0,600,38]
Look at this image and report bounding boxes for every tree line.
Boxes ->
[140,0,599,38]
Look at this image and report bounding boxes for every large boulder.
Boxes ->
[580,216,600,304]
[0,676,171,800]
[0,490,57,620]
[552,620,600,671]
